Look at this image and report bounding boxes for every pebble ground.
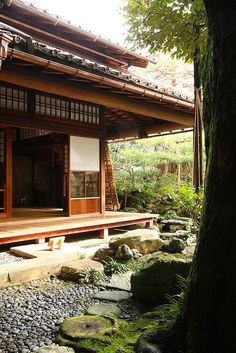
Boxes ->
[0,252,24,265]
[0,276,140,353]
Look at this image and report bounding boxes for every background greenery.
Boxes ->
[110,132,203,222]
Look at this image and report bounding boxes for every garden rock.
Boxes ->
[94,290,132,302]
[175,230,193,241]
[163,238,186,253]
[131,253,192,304]
[109,229,165,255]
[132,248,142,259]
[115,244,133,260]
[60,259,103,281]
[93,247,115,263]
[86,303,121,318]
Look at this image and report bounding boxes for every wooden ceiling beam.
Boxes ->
[106,122,187,140]
[0,65,193,127]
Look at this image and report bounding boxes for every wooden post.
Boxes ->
[145,220,154,228]
[35,238,46,244]
[100,107,106,215]
[99,228,108,239]
[5,127,12,217]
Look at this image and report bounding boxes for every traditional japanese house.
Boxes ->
[0,0,194,245]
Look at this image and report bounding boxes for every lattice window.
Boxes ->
[0,85,28,112]
[35,93,100,125]
[20,128,51,140]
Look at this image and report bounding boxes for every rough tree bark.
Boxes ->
[180,1,236,352]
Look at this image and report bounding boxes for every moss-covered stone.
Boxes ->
[56,314,161,353]
[60,315,114,340]
[131,252,192,304]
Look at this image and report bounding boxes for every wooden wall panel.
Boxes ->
[71,198,100,215]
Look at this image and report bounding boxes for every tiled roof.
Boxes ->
[0,0,148,68]
[1,24,193,104]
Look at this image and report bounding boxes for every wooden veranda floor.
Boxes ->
[0,208,155,245]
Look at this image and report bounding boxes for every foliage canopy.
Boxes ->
[123,0,207,63]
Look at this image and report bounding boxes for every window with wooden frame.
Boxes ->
[71,171,99,198]
[0,85,28,112]
[35,93,100,125]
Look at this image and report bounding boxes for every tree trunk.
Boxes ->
[181,2,236,352]
[193,27,203,192]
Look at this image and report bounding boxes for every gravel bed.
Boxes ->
[0,277,141,353]
[0,252,24,265]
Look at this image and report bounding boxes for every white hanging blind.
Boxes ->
[70,136,100,171]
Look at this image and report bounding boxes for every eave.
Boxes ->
[0,0,148,69]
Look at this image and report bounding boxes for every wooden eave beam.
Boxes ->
[7,49,194,113]
[0,64,194,127]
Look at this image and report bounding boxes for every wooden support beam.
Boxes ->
[106,122,187,140]
[0,110,103,138]
[0,65,194,127]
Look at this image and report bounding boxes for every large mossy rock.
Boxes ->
[57,315,141,353]
[109,229,165,255]
[131,253,192,304]
[57,313,163,353]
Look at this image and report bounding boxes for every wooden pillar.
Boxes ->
[5,127,12,217]
[100,138,106,215]
[100,107,106,216]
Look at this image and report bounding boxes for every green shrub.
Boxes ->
[83,267,102,284]
[104,260,128,276]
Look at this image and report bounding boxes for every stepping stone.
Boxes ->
[37,345,75,353]
[86,303,121,318]
[94,290,132,302]
[105,271,133,291]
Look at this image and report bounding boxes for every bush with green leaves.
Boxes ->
[82,267,102,284]
[104,260,128,277]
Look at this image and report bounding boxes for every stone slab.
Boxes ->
[104,271,133,291]
[0,251,84,287]
[10,242,82,259]
[61,259,104,275]
[94,290,132,302]
[86,303,121,318]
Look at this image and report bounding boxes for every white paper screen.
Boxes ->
[70,136,100,171]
